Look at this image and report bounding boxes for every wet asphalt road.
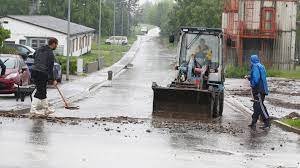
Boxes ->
[55,28,176,118]
[0,29,299,168]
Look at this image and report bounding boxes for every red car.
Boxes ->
[0,54,31,95]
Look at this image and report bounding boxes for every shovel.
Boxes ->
[55,85,79,110]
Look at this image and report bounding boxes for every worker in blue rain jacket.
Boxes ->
[245,55,271,130]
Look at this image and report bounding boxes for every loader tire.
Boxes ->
[219,92,224,116]
[212,94,219,118]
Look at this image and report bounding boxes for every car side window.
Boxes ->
[17,46,30,55]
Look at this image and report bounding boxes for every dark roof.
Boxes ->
[6,15,95,36]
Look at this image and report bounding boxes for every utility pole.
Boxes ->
[127,0,131,37]
[83,1,86,25]
[98,0,102,47]
[66,0,71,81]
[121,3,124,36]
[113,1,116,37]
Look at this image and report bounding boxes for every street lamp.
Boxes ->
[98,0,102,47]
[114,1,126,37]
[66,0,71,81]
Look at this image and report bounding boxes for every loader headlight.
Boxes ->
[209,69,218,73]
[5,73,18,80]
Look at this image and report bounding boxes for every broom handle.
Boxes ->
[55,85,68,106]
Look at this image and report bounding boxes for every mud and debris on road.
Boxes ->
[225,78,300,119]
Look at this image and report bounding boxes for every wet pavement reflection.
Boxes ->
[0,29,299,168]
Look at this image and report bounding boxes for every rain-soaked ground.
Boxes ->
[225,78,300,119]
[0,29,299,168]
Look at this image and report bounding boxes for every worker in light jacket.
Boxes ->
[245,55,270,130]
[30,38,58,116]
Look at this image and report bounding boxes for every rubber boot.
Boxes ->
[29,98,44,118]
[248,121,256,130]
[41,99,55,115]
[260,119,271,130]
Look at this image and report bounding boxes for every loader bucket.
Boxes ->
[152,83,214,119]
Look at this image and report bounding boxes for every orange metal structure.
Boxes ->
[224,0,277,67]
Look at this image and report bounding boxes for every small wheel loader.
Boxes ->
[152,27,225,119]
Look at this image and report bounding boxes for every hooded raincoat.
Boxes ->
[249,55,269,95]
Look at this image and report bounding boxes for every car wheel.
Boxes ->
[219,92,224,116]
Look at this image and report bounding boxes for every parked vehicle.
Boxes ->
[105,36,128,45]
[0,54,31,95]
[3,43,35,60]
[4,44,63,82]
[141,27,148,34]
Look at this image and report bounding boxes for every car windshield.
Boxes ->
[0,57,17,69]
[180,33,219,67]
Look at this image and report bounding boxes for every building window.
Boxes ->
[76,38,78,51]
[19,40,26,45]
[72,39,75,52]
[261,7,276,33]
[53,45,64,55]
[86,36,89,47]
[30,38,47,50]
[4,41,15,44]
[85,36,88,47]
[83,36,85,47]
[82,37,84,48]
[79,37,82,49]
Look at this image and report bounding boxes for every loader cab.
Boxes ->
[176,27,224,84]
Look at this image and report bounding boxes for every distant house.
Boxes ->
[0,15,95,56]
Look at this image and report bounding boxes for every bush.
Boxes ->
[0,47,18,54]
[225,65,300,79]
[225,64,249,78]
[56,56,77,75]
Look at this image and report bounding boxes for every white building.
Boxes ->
[0,15,95,57]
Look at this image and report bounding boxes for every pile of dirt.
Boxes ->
[266,97,300,110]
[283,112,300,119]
[152,120,245,135]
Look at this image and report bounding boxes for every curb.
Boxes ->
[273,120,300,135]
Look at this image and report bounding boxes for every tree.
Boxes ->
[141,0,222,36]
[39,0,139,37]
[0,27,10,47]
[0,0,30,16]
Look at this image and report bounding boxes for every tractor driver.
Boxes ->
[195,39,211,67]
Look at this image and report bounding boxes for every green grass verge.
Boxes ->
[225,65,300,79]
[56,35,137,75]
[282,119,300,129]
[225,65,249,78]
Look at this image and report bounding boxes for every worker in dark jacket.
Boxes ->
[245,55,270,130]
[30,38,58,116]
[0,59,6,76]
